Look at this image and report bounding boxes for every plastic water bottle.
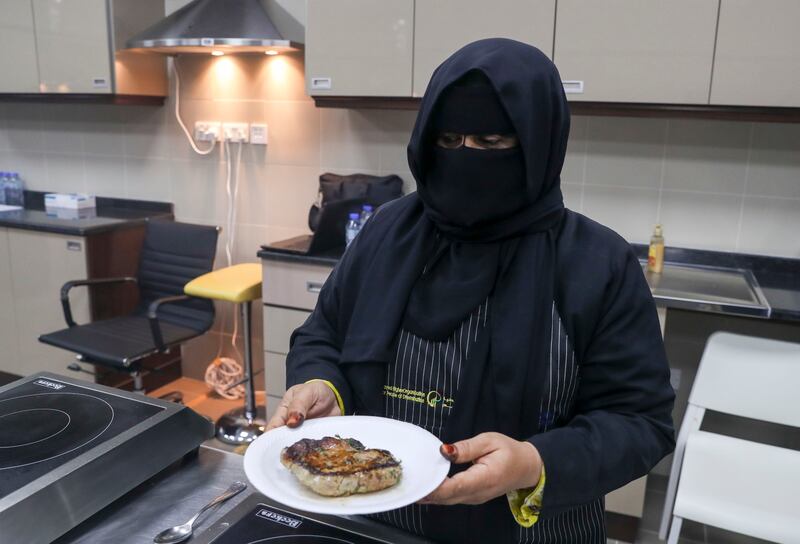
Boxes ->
[0,173,7,205]
[359,204,374,228]
[345,212,360,247]
[5,172,24,206]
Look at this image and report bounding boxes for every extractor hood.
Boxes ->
[126,0,301,55]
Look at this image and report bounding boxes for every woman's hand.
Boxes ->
[265,381,341,431]
[421,432,542,505]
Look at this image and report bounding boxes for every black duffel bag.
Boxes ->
[308,172,404,232]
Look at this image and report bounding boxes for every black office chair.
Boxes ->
[39,219,219,393]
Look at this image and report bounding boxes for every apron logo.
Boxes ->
[426,390,442,408]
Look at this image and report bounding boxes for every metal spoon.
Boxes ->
[153,481,247,543]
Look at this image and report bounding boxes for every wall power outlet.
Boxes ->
[194,121,221,142]
[222,122,249,143]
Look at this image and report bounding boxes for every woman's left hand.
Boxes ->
[420,432,543,505]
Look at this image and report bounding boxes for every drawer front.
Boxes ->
[264,352,288,397]
[264,305,311,355]
[262,260,333,311]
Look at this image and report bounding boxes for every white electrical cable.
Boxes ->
[173,57,217,156]
[205,138,247,399]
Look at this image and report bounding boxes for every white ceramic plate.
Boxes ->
[243,416,450,515]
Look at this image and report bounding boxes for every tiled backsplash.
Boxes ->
[1,53,798,379]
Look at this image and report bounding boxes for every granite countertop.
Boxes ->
[0,191,173,236]
[258,241,800,322]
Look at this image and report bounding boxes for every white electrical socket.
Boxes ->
[194,121,221,142]
[250,123,268,145]
[222,122,249,143]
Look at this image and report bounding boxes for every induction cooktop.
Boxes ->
[0,372,213,544]
[194,494,434,544]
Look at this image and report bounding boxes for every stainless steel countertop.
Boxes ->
[642,261,770,318]
[55,445,251,544]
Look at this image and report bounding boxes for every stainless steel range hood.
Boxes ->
[126,0,301,55]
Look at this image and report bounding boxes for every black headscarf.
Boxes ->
[341,38,570,441]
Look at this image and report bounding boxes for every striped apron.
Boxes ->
[371,299,606,543]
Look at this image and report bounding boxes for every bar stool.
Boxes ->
[184,263,266,444]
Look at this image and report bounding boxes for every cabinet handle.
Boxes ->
[306,281,323,293]
[562,80,584,94]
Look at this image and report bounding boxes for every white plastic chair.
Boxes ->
[658,332,800,544]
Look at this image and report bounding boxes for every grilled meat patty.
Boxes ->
[280,436,402,497]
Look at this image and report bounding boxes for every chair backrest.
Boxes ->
[136,219,219,332]
[690,332,800,429]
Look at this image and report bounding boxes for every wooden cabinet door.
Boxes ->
[554,0,718,104]
[412,0,556,97]
[32,0,112,93]
[305,0,414,96]
[711,0,800,107]
[7,230,90,376]
[0,0,40,93]
[0,229,21,375]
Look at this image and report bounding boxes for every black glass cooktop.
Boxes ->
[0,377,163,498]
[208,503,389,543]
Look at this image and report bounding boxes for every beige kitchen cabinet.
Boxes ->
[413,0,556,97]
[0,229,21,375]
[5,230,90,377]
[554,0,718,104]
[0,0,40,93]
[32,0,112,93]
[305,0,414,96]
[711,0,800,107]
[261,258,333,414]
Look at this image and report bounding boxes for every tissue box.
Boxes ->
[44,193,96,210]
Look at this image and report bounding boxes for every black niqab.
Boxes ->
[341,38,570,441]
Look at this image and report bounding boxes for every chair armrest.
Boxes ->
[61,277,137,328]
[147,295,191,351]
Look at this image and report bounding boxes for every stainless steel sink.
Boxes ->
[641,262,771,318]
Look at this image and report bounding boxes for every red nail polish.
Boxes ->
[440,443,457,460]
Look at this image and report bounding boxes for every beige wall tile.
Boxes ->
[377,109,417,173]
[40,105,86,155]
[562,115,587,184]
[562,182,583,212]
[583,185,659,243]
[263,100,321,166]
[170,156,228,225]
[236,162,320,229]
[172,56,215,101]
[585,116,666,189]
[252,52,311,102]
[658,191,742,251]
[84,156,125,198]
[738,197,800,258]
[1,151,47,190]
[124,157,171,202]
[44,153,86,193]
[320,108,383,171]
[82,105,126,157]
[123,105,172,159]
[4,103,44,152]
[663,119,750,194]
[747,123,800,199]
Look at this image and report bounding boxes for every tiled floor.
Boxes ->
[152,378,773,544]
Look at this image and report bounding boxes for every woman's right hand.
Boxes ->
[265,381,341,431]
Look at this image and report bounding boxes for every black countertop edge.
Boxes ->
[0,191,174,236]
[259,241,800,322]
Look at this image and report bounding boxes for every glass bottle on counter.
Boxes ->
[345,213,361,247]
[0,172,7,205]
[647,224,665,274]
[5,172,25,206]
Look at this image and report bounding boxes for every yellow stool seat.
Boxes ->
[184,263,262,303]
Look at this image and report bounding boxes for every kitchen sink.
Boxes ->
[641,262,771,318]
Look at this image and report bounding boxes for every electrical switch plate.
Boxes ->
[250,123,268,145]
[222,122,249,143]
[194,121,221,142]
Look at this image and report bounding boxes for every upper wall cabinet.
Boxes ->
[306,0,414,97]
[412,0,556,97]
[711,0,800,108]
[33,0,112,93]
[553,0,719,104]
[0,0,40,93]
[0,0,166,100]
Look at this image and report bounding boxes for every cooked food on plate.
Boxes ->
[280,436,402,497]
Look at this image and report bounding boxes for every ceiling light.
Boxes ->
[211,50,224,56]
[265,50,279,56]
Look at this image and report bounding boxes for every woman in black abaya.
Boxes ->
[267,38,675,543]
